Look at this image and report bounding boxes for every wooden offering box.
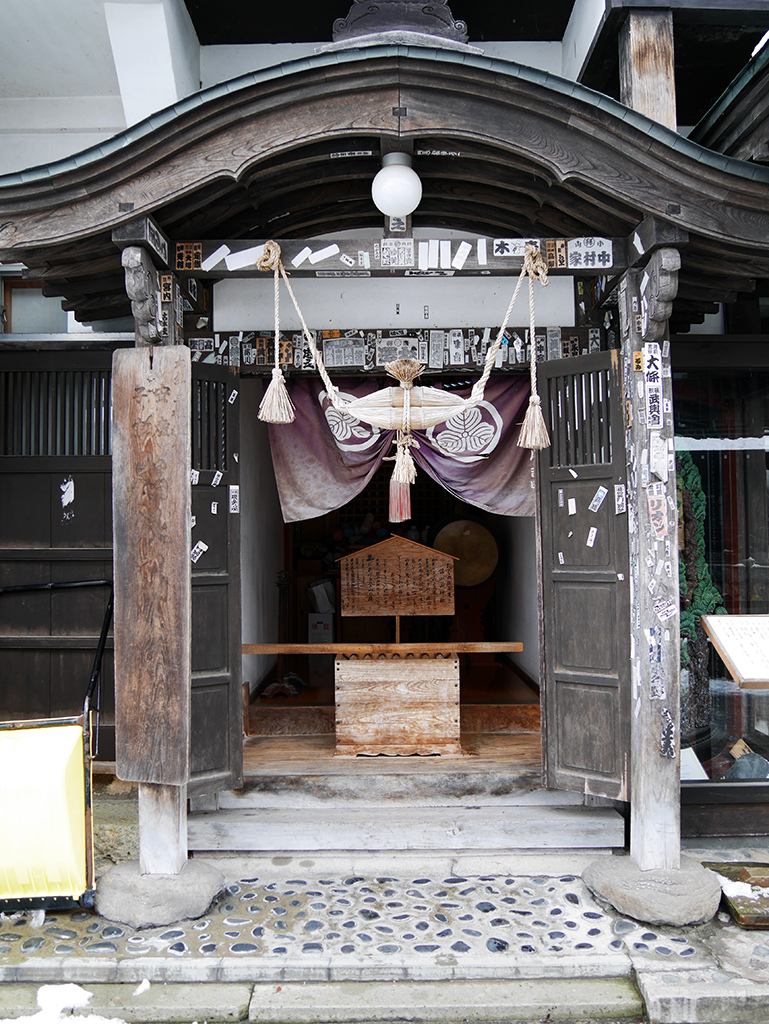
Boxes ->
[335,653,461,757]
[336,537,459,757]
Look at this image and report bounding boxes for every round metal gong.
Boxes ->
[433,520,499,587]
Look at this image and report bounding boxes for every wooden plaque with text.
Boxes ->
[339,536,456,617]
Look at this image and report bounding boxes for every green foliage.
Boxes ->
[677,450,725,668]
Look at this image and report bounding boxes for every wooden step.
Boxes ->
[231,732,550,805]
[187,804,624,853]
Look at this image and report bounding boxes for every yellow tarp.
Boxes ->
[0,723,88,900]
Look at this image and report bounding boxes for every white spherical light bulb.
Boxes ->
[371,152,422,218]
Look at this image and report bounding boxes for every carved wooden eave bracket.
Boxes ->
[0,46,766,325]
[122,246,162,347]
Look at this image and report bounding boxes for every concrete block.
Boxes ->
[248,978,643,1022]
[77,982,252,1023]
[0,983,39,1018]
[638,968,769,1024]
[0,982,251,1022]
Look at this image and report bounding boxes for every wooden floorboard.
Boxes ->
[242,732,542,777]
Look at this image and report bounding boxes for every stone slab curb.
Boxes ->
[583,855,722,926]
[638,968,769,1024]
[95,859,225,928]
[0,951,633,985]
[247,978,644,1022]
[0,982,252,1022]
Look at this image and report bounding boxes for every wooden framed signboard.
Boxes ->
[702,615,769,689]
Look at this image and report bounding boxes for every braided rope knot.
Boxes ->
[256,239,282,273]
[523,244,549,286]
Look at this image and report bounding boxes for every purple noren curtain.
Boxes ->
[267,376,535,522]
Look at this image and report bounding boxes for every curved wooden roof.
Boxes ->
[1,46,768,327]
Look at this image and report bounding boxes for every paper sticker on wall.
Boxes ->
[210,502,218,515]
[614,484,627,515]
[567,498,577,516]
[190,540,209,563]
[229,485,240,514]
[586,527,597,548]
[647,482,668,538]
[660,707,676,758]
[654,598,677,622]
[589,486,608,512]
[190,469,200,485]
[211,470,223,487]
[228,389,239,405]
[643,342,663,430]
[60,476,75,522]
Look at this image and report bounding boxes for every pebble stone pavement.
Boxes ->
[0,871,716,982]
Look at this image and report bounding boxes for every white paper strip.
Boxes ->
[201,244,230,272]
[225,244,265,271]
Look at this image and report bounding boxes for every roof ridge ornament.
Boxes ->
[324,0,478,53]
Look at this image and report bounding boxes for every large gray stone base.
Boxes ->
[95,859,224,928]
[583,855,722,927]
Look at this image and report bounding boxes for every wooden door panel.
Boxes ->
[539,350,630,800]
[191,585,229,673]
[189,361,242,795]
[556,681,623,776]
[190,686,233,775]
[554,582,618,672]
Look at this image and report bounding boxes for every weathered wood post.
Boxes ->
[584,229,722,923]
[619,8,677,130]
[113,237,191,875]
[619,244,681,870]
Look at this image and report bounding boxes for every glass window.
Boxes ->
[674,369,769,781]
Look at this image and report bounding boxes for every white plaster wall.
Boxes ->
[562,0,606,82]
[215,275,575,332]
[495,513,540,682]
[477,42,562,75]
[105,0,200,126]
[240,377,284,693]
[201,41,562,88]
[0,96,125,176]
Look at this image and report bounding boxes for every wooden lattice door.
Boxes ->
[538,350,631,800]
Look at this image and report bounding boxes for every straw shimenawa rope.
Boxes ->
[256,240,551,517]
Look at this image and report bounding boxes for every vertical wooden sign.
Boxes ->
[112,347,191,785]
[619,253,681,871]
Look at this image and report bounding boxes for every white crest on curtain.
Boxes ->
[426,402,503,462]
[319,389,381,451]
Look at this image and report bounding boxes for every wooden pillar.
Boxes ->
[113,327,191,874]
[138,784,187,875]
[619,9,677,130]
[618,247,682,870]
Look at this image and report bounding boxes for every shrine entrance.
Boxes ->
[244,455,542,765]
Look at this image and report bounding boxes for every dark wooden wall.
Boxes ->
[0,352,114,757]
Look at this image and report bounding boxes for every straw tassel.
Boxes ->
[388,433,419,522]
[383,359,424,522]
[517,245,551,451]
[259,365,295,424]
[517,392,550,449]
